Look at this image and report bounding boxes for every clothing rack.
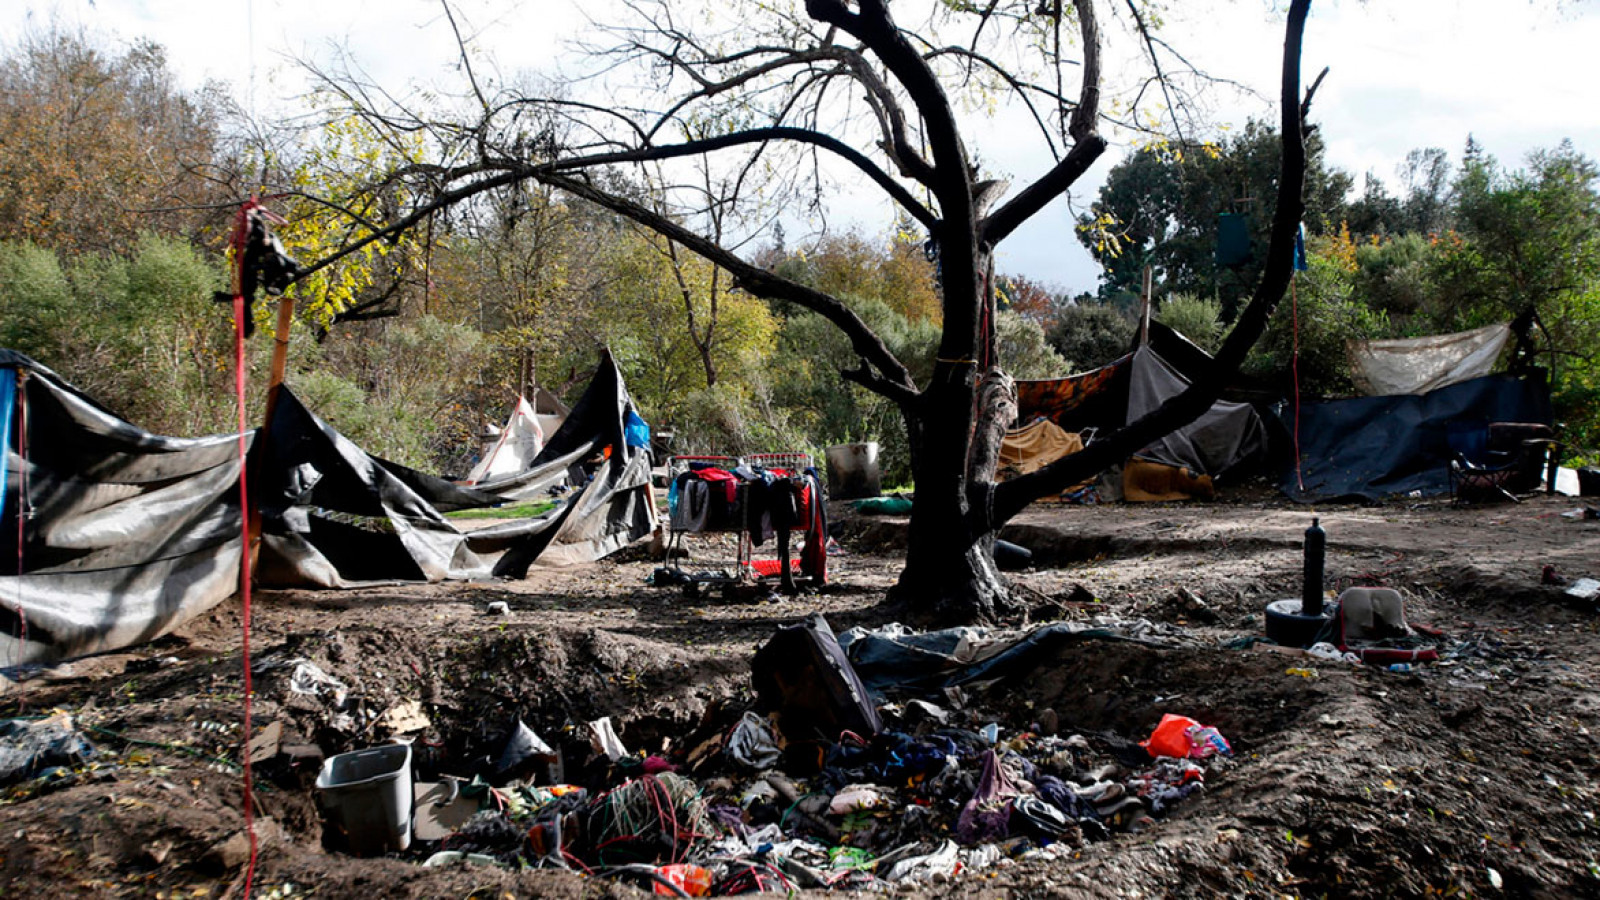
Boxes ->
[663,453,825,598]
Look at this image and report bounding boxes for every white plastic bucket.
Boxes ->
[315,743,413,855]
[825,442,881,499]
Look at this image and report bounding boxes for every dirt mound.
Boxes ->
[2,496,1597,897]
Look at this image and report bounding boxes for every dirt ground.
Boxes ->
[3,491,1599,898]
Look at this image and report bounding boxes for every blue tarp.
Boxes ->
[1279,373,1551,502]
[0,367,13,523]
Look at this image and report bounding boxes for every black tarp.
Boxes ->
[255,351,658,585]
[0,351,249,665]
[836,622,1158,699]
[1016,340,1268,479]
[253,387,500,587]
[1279,373,1552,502]
[464,352,659,576]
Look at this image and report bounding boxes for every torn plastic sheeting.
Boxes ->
[839,621,1157,697]
[588,717,629,762]
[724,712,781,770]
[497,719,558,777]
[882,838,961,884]
[250,655,351,706]
[0,714,96,787]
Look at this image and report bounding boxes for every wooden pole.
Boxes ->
[1138,265,1153,345]
[262,295,296,428]
[246,295,295,563]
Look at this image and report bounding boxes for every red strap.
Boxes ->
[230,202,260,899]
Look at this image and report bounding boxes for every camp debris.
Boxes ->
[0,349,657,665]
[294,615,1229,895]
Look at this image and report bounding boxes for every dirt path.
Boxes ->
[2,495,1597,897]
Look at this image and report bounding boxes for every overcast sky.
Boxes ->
[9,1,1599,296]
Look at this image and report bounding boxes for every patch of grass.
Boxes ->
[446,500,558,520]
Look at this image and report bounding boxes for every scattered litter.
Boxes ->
[588,717,629,762]
[1306,642,1361,664]
[486,601,511,616]
[725,712,781,770]
[1564,578,1600,602]
[0,714,96,787]
[276,616,1236,894]
[379,700,430,735]
[1140,714,1231,760]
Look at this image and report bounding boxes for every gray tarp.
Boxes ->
[256,352,658,585]
[0,352,249,666]
[1126,346,1267,476]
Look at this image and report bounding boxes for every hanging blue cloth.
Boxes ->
[1293,223,1309,271]
[623,408,651,449]
[0,367,15,522]
[1215,213,1253,268]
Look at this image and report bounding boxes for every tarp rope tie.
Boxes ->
[1290,273,1305,493]
[230,200,260,899]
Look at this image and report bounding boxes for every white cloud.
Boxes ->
[6,0,1598,295]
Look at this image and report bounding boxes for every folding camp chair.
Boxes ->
[1448,421,1561,505]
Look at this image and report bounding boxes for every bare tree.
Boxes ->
[295,0,1318,624]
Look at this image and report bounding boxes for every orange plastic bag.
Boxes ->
[1141,714,1199,758]
[1140,713,1231,759]
[654,864,712,897]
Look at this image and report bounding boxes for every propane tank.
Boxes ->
[1302,517,1326,616]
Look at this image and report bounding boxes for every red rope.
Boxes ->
[1290,274,1304,493]
[230,201,260,899]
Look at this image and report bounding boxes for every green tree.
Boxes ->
[1080,120,1352,320]
[0,29,226,255]
[1046,302,1134,370]
[1157,293,1224,352]
[0,235,235,435]
[1435,139,1600,453]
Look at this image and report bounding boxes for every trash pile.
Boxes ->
[310,615,1233,895]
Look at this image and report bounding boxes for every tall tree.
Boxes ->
[1079,119,1349,319]
[295,0,1317,624]
[0,29,227,255]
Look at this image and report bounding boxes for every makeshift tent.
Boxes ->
[1014,337,1268,483]
[465,396,546,485]
[465,353,659,574]
[1126,346,1267,477]
[1280,373,1552,502]
[255,352,658,585]
[253,387,501,588]
[1348,322,1512,396]
[0,352,249,665]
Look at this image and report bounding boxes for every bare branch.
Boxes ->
[994,0,1314,522]
[980,0,1105,246]
[530,167,917,394]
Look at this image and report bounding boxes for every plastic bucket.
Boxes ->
[825,442,881,500]
[315,743,413,855]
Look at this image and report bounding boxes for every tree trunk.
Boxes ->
[886,429,1012,626]
[891,496,1009,625]
[884,254,1019,627]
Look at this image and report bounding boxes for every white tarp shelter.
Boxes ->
[466,396,546,485]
